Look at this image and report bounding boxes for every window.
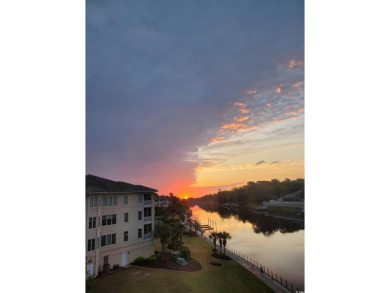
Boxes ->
[138,228,142,239]
[103,196,117,207]
[101,233,116,247]
[88,217,96,229]
[138,211,142,220]
[90,197,97,208]
[124,231,128,242]
[87,239,95,251]
[144,207,152,217]
[124,195,128,205]
[124,213,128,222]
[144,223,152,235]
[102,214,116,226]
[138,194,142,203]
[144,194,152,201]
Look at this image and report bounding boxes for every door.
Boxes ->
[122,252,127,265]
[86,264,94,278]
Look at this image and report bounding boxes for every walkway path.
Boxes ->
[197,232,291,293]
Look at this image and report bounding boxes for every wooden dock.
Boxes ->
[201,224,214,231]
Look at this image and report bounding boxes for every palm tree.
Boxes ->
[194,220,201,233]
[188,218,194,231]
[209,232,218,250]
[221,231,232,255]
[217,232,223,254]
[154,222,171,254]
[168,218,185,249]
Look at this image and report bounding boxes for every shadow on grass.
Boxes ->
[131,254,202,272]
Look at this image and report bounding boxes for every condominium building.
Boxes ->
[154,195,173,208]
[86,174,157,277]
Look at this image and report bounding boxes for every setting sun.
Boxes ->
[180,192,190,199]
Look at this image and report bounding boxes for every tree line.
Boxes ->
[192,178,304,206]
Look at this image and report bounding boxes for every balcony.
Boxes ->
[143,233,153,240]
[144,200,152,206]
[144,216,152,222]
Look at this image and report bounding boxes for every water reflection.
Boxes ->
[191,205,305,290]
[197,204,304,236]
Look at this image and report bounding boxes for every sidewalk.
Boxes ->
[197,232,291,293]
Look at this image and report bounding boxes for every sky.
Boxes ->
[86,0,304,198]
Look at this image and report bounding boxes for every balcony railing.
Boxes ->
[144,200,152,206]
[143,233,153,240]
[144,216,152,222]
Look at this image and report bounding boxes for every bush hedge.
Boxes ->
[134,256,145,263]
[180,246,191,261]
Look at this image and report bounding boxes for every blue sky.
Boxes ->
[86,0,304,196]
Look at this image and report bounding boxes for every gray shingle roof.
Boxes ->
[86,174,158,194]
[284,189,302,199]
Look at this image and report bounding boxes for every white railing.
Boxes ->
[144,216,152,222]
[143,233,153,240]
[144,200,152,206]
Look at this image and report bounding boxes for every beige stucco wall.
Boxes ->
[86,192,155,277]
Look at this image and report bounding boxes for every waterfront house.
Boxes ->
[282,190,303,202]
[86,175,157,278]
[154,195,173,208]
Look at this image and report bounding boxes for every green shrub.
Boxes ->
[148,255,158,263]
[155,253,162,259]
[180,246,191,261]
[134,256,145,263]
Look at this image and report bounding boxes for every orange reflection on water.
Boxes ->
[190,205,304,290]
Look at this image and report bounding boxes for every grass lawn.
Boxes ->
[87,235,274,293]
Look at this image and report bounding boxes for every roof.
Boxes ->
[86,174,158,194]
[284,190,302,199]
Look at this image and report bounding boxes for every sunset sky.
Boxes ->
[86,0,304,198]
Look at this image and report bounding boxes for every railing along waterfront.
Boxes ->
[193,224,302,293]
[223,246,302,293]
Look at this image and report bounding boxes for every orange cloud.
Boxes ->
[275,88,281,93]
[293,81,304,88]
[246,90,257,94]
[240,125,258,132]
[220,123,258,132]
[221,123,246,130]
[289,59,304,69]
[286,111,297,115]
[234,102,246,107]
[209,136,225,145]
[234,116,249,122]
[267,103,272,107]
[239,108,250,114]
[298,108,304,112]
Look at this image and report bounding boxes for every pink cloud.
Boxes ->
[289,59,304,69]
[293,81,304,88]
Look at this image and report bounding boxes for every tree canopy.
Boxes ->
[193,178,304,206]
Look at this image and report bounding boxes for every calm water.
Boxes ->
[190,205,304,290]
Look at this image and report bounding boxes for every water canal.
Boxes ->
[190,205,304,290]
